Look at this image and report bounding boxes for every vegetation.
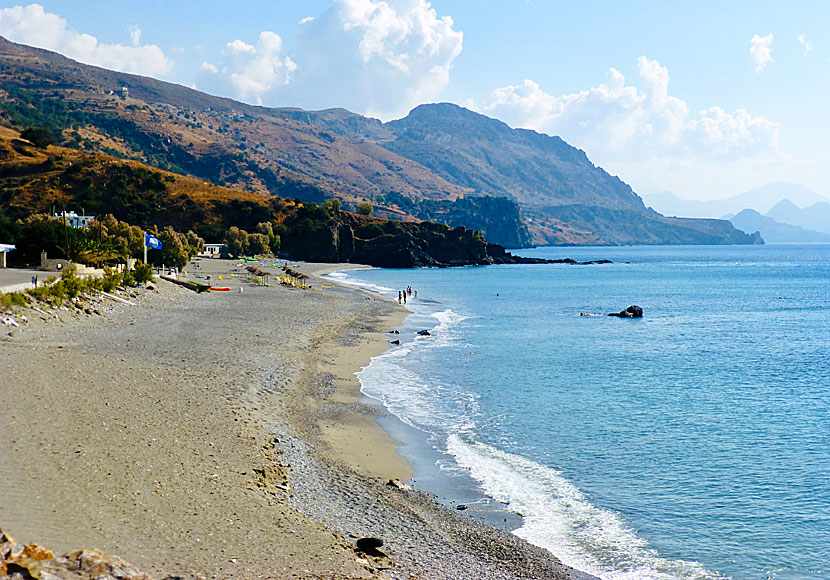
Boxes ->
[20,126,55,148]
[357,201,373,216]
[0,211,203,269]
[8,264,142,307]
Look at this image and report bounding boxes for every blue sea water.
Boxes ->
[327,245,830,580]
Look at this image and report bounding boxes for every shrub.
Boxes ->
[121,269,136,287]
[357,201,373,216]
[0,291,29,309]
[20,126,56,148]
[133,261,153,284]
[101,268,121,292]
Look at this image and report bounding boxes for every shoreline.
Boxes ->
[0,258,589,580]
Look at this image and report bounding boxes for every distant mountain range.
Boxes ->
[644,183,830,219]
[0,36,757,247]
[765,199,830,234]
[729,209,830,244]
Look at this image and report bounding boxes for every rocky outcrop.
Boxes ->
[1,527,154,580]
[608,305,643,318]
[280,211,618,268]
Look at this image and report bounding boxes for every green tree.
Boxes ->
[224,226,249,257]
[20,126,56,148]
[151,226,190,269]
[247,233,270,256]
[357,201,373,216]
[325,198,341,213]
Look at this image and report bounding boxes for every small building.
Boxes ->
[0,244,15,268]
[52,211,95,228]
[199,243,227,258]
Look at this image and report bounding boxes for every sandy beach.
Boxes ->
[0,259,586,580]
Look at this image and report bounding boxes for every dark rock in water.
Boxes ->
[389,329,400,334]
[356,537,384,552]
[456,504,468,511]
[608,305,643,318]
[417,330,431,336]
[390,339,400,345]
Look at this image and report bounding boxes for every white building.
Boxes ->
[52,211,95,228]
[199,243,227,258]
[0,244,14,268]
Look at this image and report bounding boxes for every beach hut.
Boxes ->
[0,244,15,268]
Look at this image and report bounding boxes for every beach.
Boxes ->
[0,259,583,580]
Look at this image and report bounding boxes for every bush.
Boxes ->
[133,261,153,284]
[0,291,29,309]
[357,201,373,216]
[101,268,121,292]
[20,126,56,148]
[121,269,136,287]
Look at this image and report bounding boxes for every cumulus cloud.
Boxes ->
[798,34,811,56]
[203,0,462,118]
[0,3,172,76]
[472,56,778,161]
[196,31,296,105]
[750,33,774,72]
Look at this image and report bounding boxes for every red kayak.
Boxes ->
[210,287,231,291]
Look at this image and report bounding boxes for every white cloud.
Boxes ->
[798,34,811,56]
[472,56,778,161]
[196,31,296,105]
[277,0,462,119]
[127,24,141,47]
[750,33,774,73]
[0,4,172,76]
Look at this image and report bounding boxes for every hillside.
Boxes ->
[0,36,756,247]
[0,128,546,268]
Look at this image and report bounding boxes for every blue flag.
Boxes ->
[145,233,163,250]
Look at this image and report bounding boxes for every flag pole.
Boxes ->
[143,231,147,264]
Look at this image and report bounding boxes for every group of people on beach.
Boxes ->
[398,286,416,304]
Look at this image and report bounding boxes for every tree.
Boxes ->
[225,226,249,257]
[325,198,341,213]
[20,126,56,149]
[151,226,190,268]
[357,201,373,216]
[255,221,274,237]
[247,233,270,256]
[185,230,205,256]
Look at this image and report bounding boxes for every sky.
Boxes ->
[0,0,827,202]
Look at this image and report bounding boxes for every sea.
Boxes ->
[325,244,830,580]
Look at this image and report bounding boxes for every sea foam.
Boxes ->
[446,435,727,580]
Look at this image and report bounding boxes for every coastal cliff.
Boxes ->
[280,211,546,267]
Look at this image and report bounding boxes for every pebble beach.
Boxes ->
[0,259,587,580]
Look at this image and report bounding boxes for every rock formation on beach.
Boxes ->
[1,528,154,580]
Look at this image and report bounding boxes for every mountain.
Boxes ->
[380,104,758,245]
[0,36,755,247]
[765,199,830,234]
[0,128,547,268]
[729,209,830,243]
[644,183,830,218]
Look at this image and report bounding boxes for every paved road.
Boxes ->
[0,268,41,293]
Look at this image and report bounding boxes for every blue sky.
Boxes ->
[0,0,827,202]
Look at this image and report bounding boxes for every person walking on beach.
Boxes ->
[398,291,402,304]
[402,290,407,304]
